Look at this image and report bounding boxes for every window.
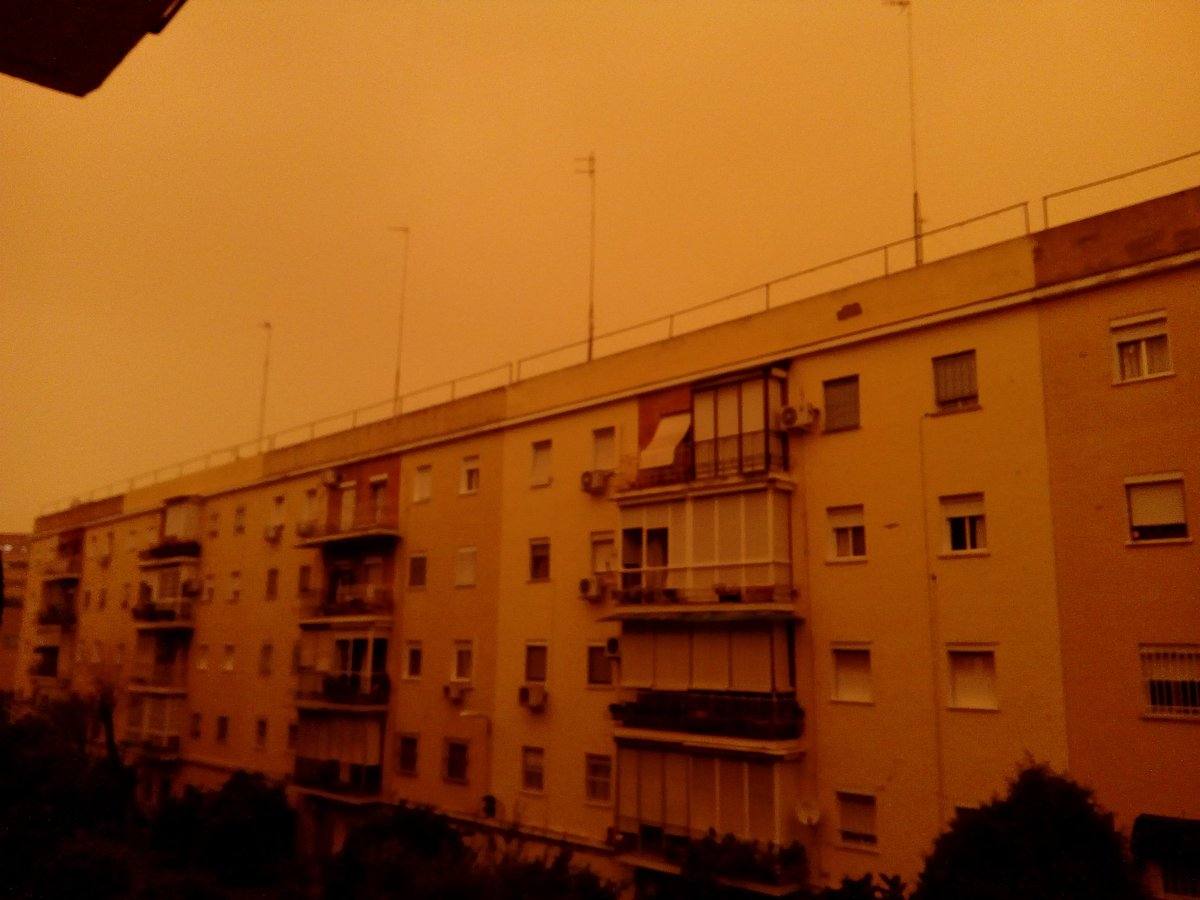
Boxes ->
[122,583,131,609]
[837,792,878,846]
[455,547,477,587]
[205,575,215,604]
[453,641,474,681]
[521,746,545,793]
[692,374,785,477]
[932,350,978,411]
[591,531,616,574]
[271,495,284,528]
[216,715,229,744]
[585,753,612,803]
[592,427,616,471]
[405,642,423,679]
[408,554,427,588]
[339,483,357,531]
[255,718,268,750]
[369,477,387,522]
[444,739,469,783]
[1111,313,1171,382]
[828,505,866,558]
[823,375,860,431]
[234,505,246,535]
[1126,476,1188,541]
[229,571,242,603]
[190,713,201,739]
[524,644,548,683]
[413,465,432,502]
[221,644,235,672]
[208,511,220,538]
[948,649,997,710]
[460,456,480,494]
[98,588,107,610]
[832,647,873,703]
[196,644,209,670]
[297,565,312,597]
[258,643,273,676]
[586,645,613,686]
[531,440,553,487]
[529,539,550,581]
[287,723,298,750]
[265,568,278,601]
[1140,646,1200,718]
[302,488,317,525]
[397,734,419,775]
[941,494,987,552]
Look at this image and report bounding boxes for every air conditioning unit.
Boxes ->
[295,520,317,538]
[579,576,608,602]
[605,637,621,658]
[263,523,283,542]
[320,468,340,487]
[518,683,548,711]
[443,682,468,703]
[580,469,612,496]
[778,403,819,433]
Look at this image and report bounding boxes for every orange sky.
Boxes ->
[3,1,1200,531]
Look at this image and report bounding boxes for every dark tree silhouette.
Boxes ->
[913,764,1148,900]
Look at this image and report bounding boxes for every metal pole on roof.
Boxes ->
[389,225,411,415]
[886,0,923,265]
[575,152,597,361]
[257,321,272,451]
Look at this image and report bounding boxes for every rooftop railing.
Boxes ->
[39,153,1200,516]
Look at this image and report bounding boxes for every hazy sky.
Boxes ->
[4,1,1200,531]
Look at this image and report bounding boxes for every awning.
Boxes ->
[1132,814,1200,861]
[639,413,691,469]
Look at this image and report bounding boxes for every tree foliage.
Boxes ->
[913,763,1147,900]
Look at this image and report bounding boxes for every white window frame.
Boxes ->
[832,644,873,704]
[460,456,480,495]
[412,464,433,503]
[584,753,613,804]
[1110,311,1171,383]
[941,493,987,554]
[454,546,477,587]
[827,505,867,560]
[932,349,979,412]
[452,640,474,682]
[531,439,553,487]
[947,646,998,710]
[592,426,617,471]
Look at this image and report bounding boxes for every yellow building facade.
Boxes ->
[16,189,1200,896]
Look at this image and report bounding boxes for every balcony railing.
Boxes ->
[139,539,201,562]
[132,598,195,624]
[633,430,788,489]
[293,757,382,796]
[125,731,182,757]
[610,689,804,740]
[41,556,83,579]
[305,585,394,619]
[616,565,792,606]
[296,670,391,706]
[297,509,400,546]
[129,660,188,691]
[611,827,807,889]
[37,604,77,628]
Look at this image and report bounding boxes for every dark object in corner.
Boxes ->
[837,302,863,321]
[0,0,186,97]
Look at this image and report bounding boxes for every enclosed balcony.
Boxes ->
[129,633,189,694]
[126,694,185,761]
[610,689,803,741]
[140,496,203,562]
[293,715,384,799]
[132,572,198,629]
[36,602,77,628]
[41,554,83,582]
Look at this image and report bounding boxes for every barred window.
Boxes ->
[932,350,978,411]
[823,375,860,431]
[1140,646,1200,717]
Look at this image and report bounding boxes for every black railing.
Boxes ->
[305,585,394,619]
[37,604,77,627]
[634,430,788,488]
[131,599,194,624]
[297,671,391,706]
[610,689,803,740]
[293,757,382,796]
[138,540,201,561]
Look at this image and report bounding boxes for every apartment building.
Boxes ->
[15,188,1200,896]
[0,533,31,693]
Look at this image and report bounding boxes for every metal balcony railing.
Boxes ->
[42,556,83,579]
[139,539,201,561]
[633,430,788,489]
[125,731,182,756]
[616,565,792,606]
[296,670,391,706]
[131,597,195,624]
[304,508,400,544]
[293,757,382,796]
[129,660,188,690]
[36,604,77,628]
[305,585,394,619]
[610,689,804,740]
